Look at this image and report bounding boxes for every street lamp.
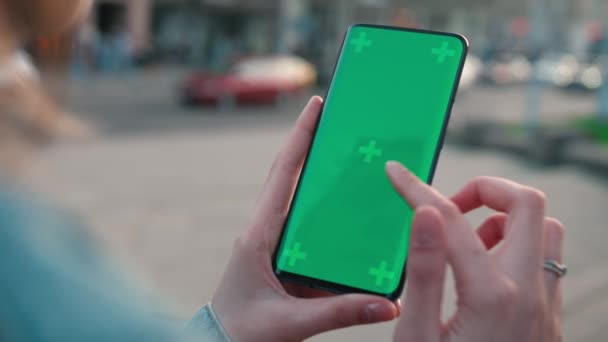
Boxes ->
[524,0,549,134]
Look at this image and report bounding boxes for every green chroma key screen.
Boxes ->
[275,25,467,298]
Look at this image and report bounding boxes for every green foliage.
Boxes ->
[573,116,608,145]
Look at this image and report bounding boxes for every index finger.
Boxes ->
[450,176,547,279]
[385,161,492,289]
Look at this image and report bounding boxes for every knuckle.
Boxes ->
[471,175,493,184]
[332,304,358,327]
[409,259,444,284]
[475,278,518,314]
[233,232,265,255]
[521,295,545,320]
[492,280,519,308]
[467,175,497,190]
[517,187,547,210]
[436,200,461,218]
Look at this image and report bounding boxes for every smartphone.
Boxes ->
[273,24,468,300]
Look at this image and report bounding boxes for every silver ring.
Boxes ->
[543,260,568,278]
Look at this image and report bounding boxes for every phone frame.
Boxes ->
[272,24,469,301]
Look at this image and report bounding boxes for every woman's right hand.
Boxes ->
[386,162,564,342]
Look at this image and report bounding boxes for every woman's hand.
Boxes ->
[386,162,564,342]
[211,97,399,342]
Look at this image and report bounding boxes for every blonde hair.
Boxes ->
[4,0,92,39]
[0,0,91,170]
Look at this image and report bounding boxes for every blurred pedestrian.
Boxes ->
[99,24,132,73]
[72,19,99,76]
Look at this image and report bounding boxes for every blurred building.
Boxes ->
[57,0,603,79]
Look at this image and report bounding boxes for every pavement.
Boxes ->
[23,70,608,341]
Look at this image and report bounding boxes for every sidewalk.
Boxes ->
[29,68,608,341]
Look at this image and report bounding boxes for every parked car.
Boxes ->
[180,56,317,107]
[535,54,603,92]
[458,54,483,91]
[566,63,603,92]
[536,53,579,87]
[481,53,532,86]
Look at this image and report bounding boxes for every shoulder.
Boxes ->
[0,50,39,87]
[0,185,87,247]
[0,186,102,288]
[0,186,193,341]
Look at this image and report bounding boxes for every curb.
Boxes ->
[563,140,608,175]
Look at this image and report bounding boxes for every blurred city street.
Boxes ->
[24,70,608,341]
[55,68,601,135]
[1,0,607,339]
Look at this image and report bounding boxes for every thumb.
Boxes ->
[288,294,398,340]
[394,206,447,342]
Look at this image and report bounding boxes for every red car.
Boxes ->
[181,56,317,107]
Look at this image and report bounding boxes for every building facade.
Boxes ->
[43,0,603,77]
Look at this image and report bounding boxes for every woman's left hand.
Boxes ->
[211,97,399,342]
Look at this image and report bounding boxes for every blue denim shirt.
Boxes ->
[0,187,229,341]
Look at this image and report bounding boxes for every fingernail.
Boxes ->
[309,95,323,106]
[413,224,437,248]
[386,161,409,175]
[365,302,394,323]
[386,160,403,170]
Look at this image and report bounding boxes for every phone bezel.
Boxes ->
[272,24,469,301]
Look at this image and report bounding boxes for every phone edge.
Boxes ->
[272,24,470,302]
